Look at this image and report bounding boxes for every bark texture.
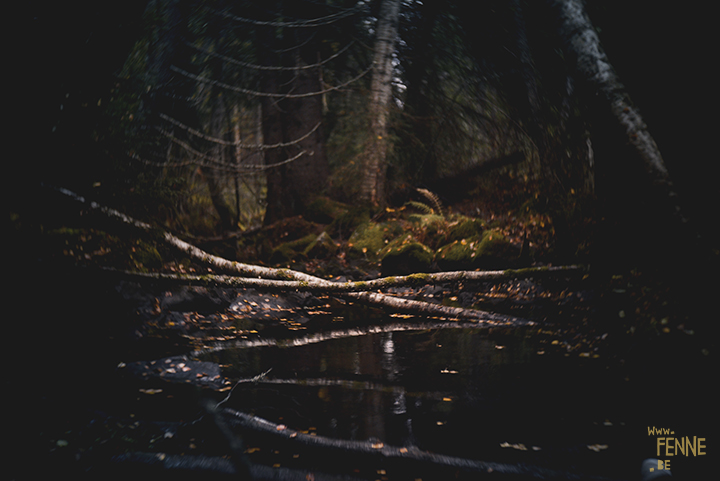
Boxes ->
[359,0,401,205]
[259,4,329,224]
[203,94,235,232]
[552,0,685,226]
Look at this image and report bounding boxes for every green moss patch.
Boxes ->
[380,235,434,276]
[348,220,404,259]
[444,216,486,244]
[435,229,519,271]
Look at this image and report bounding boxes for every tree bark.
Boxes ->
[202,94,235,232]
[551,0,686,228]
[359,0,401,206]
[259,3,330,224]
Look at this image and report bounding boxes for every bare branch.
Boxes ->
[212,3,366,28]
[159,113,321,149]
[170,64,373,99]
[188,40,356,72]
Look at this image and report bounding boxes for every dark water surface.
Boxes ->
[198,322,711,479]
[10,269,712,480]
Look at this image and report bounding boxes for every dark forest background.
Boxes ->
[11,1,717,248]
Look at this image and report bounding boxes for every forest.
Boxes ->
[7,0,717,480]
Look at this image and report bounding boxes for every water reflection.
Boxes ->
[201,323,633,476]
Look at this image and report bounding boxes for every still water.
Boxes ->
[200,323,654,479]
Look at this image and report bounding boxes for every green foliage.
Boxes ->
[404,200,435,215]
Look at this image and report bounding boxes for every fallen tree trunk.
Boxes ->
[111,267,529,323]
[117,265,581,292]
[49,185,575,323]
[218,407,624,481]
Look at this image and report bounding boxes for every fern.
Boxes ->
[416,188,444,217]
[405,200,435,215]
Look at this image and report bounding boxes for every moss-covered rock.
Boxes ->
[435,229,518,271]
[407,214,448,249]
[444,216,486,244]
[347,220,404,259]
[380,235,434,276]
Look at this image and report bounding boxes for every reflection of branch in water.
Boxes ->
[235,377,456,404]
[191,320,486,356]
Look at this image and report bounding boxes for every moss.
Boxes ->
[276,269,294,280]
[348,221,399,259]
[407,214,448,249]
[328,205,372,238]
[444,216,485,244]
[435,229,519,271]
[380,236,434,276]
[406,272,431,285]
[131,240,164,270]
[503,266,550,278]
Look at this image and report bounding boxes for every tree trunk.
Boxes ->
[551,0,686,228]
[259,3,330,225]
[203,94,235,232]
[359,0,401,206]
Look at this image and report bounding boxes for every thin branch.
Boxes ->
[188,40,355,72]
[212,3,365,28]
[170,64,373,99]
[159,113,321,149]
[216,368,273,409]
[153,129,308,172]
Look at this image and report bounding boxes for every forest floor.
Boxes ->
[6,189,716,480]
